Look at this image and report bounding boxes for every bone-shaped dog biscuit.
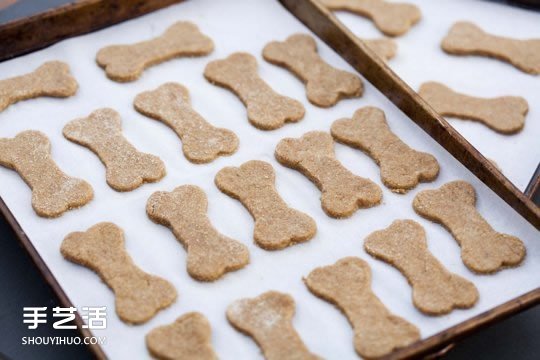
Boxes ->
[0,61,78,112]
[364,220,479,315]
[61,222,177,324]
[63,108,166,191]
[146,312,217,360]
[96,21,213,82]
[215,160,316,250]
[147,185,249,281]
[0,130,93,218]
[275,131,382,218]
[364,38,397,61]
[413,181,526,273]
[134,83,238,163]
[263,34,363,107]
[320,0,421,37]
[227,291,320,360]
[331,107,439,193]
[204,52,305,130]
[418,82,528,134]
[441,21,540,75]
[304,257,420,358]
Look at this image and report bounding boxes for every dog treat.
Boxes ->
[215,160,316,250]
[63,108,166,191]
[320,0,421,37]
[146,312,217,360]
[147,185,249,281]
[331,107,439,193]
[227,291,319,360]
[413,181,526,273]
[97,21,214,82]
[364,38,397,60]
[61,222,176,324]
[275,131,382,218]
[418,82,528,134]
[263,34,363,107]
[441,21,540,75]
[0,61,78,112]
[0,130,93,218]
[134,83,238,163]
[204,52,305,130]
[364,220,479,315]
[304,257,420,358]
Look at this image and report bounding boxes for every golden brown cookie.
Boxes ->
[203,52,305,130]
[441,21,540,75]
[134,83,238,163]
[304,257,420,358]
[364,220,479,315]
[61,222,177,324]
[275,131,382,218]
[418,81,528,134]
[227,291,320,360]
[364,38,397,61]
[96,21,214,82]
[331,107,439,193]
[262,34,363,107]
[146,312,217,360]
[147,185,249,281]
[63,108,166,191]
[0,130,93,218]
[215,160,317,250]
[0,61,78,112]
[413,181,526,274]
[320,0,421,37]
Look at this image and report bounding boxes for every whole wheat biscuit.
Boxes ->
[63,108,166,191]
[215,160,316,250]
[134,83,238,163]
[0,61,78,112]
[61,222,177,324]
[331,107,439,193]
[147,185,249,281]
[320,0,421,37]
[304,257,420,358]
[203,52,305,130]
[413,181,526,274]
[364,38,397,61]
[418,81,528,134]
[262,34,363,107]
[227,291,320,360]
[0,130,93,218]
[441,21,540,75]
[146,312,217,360]
[364,220,479,315]
[275,131,382,218]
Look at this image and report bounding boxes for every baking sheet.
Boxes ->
[0,0,538,359]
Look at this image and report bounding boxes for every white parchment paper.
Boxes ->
[0,0,538,359]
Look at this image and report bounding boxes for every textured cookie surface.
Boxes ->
[364,220,479,315]
[63,108,166,191]
[364,38,397,60]
[331,107,439,193]
[97,21,214,82]
[413,181,526,273]
[419,82,528,134]
[275,131,382,218]
[227,291,320,360]
[441,21,540,75]
[134,83,238,163]
[215,160,316,250]
[147,185,249,281]
[304,257,420,358]
[204,52,305,130]
[263,33,363,107]
[0,61,78,112]
[0,130,93,217]
[61,222,177,324]
[146,312,217,360]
